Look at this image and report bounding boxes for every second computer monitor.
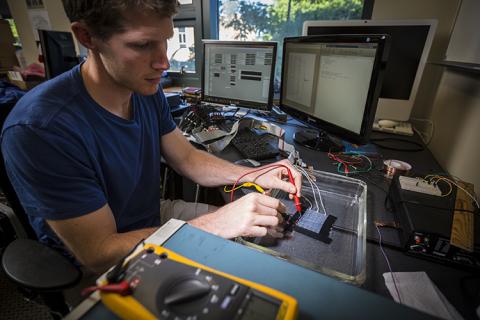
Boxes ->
[280,35,389,145]
[202,41,277,110]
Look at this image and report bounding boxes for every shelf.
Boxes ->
[432,60,480,74]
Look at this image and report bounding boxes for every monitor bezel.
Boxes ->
[303,19,437,121]
[38,29,78,80]
[201,40,277,111]
[279,34,389,145]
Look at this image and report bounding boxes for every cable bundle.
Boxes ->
[328,151,374,175]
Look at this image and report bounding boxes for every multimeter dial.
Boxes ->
[160,277,212,315]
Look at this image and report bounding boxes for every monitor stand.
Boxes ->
[293,129,344,152]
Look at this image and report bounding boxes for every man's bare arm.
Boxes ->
[47,204,156,274]
[161,128,255,187]
[161,128,301,195]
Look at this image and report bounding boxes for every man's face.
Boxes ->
[93,11,174,96]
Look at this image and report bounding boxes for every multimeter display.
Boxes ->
[241,292,280,320]
[100,244,297,320]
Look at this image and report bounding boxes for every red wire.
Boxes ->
[230,163,302,213]
[230,164,292,203]
[328,151,364,174]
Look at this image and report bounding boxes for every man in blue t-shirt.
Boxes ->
[1,0,302,274]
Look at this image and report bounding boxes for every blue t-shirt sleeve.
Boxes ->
[156,89,176,136]
[2,125,107,220]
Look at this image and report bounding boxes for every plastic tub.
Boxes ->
[237,170,367,285]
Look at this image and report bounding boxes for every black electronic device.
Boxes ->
[388,175,480,270]
[231,128,279,161]
[38,29,79,79]
[202,40,277,111]
[279,34,389,147]
[281,195,337,243]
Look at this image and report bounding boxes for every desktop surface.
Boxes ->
[72,223,438,320]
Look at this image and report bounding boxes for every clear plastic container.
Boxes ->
[237,170,367,285]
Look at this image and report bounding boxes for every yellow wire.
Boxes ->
[224,182,265,194]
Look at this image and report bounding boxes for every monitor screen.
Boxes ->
[280,35,389,145]
[202,41,277,110]
[303,20,437,121]
[39,30,79,80]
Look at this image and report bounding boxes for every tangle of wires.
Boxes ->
[225,163,328,232]
[423,174,479,210]
[179,103,241,134]
[328,151,384,176]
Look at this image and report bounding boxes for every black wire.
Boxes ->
[371,137,425,152]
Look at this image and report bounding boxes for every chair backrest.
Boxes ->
[0,102,38,239]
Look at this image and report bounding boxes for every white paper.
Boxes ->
[383,272,463,320]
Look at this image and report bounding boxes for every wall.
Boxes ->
[427,0,480,191]
[373,0,479,192]
[6,0,75,66]
[445,0,480,64]
[429,71,480,189]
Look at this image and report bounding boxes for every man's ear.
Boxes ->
[71,21,97,50]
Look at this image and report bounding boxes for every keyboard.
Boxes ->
[372,121,414,136]
[231,128,279,160]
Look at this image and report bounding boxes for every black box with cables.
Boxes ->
[387,175,480,270]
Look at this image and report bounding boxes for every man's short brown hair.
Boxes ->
[62,0,179,40]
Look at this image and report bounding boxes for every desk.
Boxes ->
[67,220,437,320]
[212,115,479,319]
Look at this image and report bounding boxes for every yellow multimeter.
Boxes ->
[101,244,298,320]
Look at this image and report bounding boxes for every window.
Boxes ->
[167,0,204,86]
[168,26,195,73]
[217,0,369,90]
[219,0,366,41]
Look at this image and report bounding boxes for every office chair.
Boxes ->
[0,101,81,319]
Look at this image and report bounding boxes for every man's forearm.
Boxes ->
[176,149,250,187]
[86,227,157,274]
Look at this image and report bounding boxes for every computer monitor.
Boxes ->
[303,20,437,121]
[38,29,79,79]
[202,40,277,111]
[280,35,389,147]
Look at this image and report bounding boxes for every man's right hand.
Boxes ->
[188,192,287,239]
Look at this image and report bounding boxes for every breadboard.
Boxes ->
[450,181,475,252]
[399,176,442,196]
